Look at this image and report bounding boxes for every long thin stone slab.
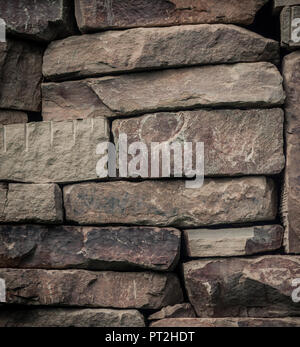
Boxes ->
[0,117,109,183]
[0,225,180,271]
[0,184,63,224]
[43,24,279,81]
[64,177,277,228]
[0,269,183,309]
[0,110,28,125]
[183,256,300,317]
[112,109,285,177]
[184,225,283,257]
[75,0,268,32]
[42,63,285,121]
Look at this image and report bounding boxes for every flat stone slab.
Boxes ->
[0,117,109,183]
[0,110,28,125]
[0,308,145,327]
[151,317,300,327]
[282,52,300,254]
[148,303,196,321]
[0,225,180,271]
[64,177,277,228]
[0,40,42,112]
[0,0,76,42]
[0,269,183,309]
[43,24,279,81]
[183,256,300,317]
[42,63,285,121]
[0,184,63,224]
[112,109,284,177]
[75,0,268,32]
[183,225,283,257]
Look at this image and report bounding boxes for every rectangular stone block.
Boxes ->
[0,184,63,224]
[282,52,300,253]
[0,0,77,42]
[64,177,277,228]
[151,317,300,327]
[183,256,300,317]
[43,24,279,81]
[0,110,28,125]
[0,40,42,112]
[184,225,283,257]
[274,0,300,13]
[0,117,109,183]
[112,109,285,177]
[281,6,300,48]
[0,269,183,309]
[75,0,268,32]
[0,225,180,271]
[0,308,145,327]
[42,63,285,121]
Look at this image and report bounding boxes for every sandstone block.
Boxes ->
[150,317,300,327]
[184,225,283,257]
[42,63,285,121]
[0,184,63,224]
[0,117,109,183]
[281,6,300,49]
[0,269,183,309]
[0,225,180,271]
[183,256,300,317]
[64,177,277,228]
[112,109,284,177]
[43,24,279,81]
[75,0,268,32]
[0,110,28,125]
[148,303,196,321]
[0,0,76,42]
[0,40,42,112]
[0,308,145,327]
[282,52,300,253]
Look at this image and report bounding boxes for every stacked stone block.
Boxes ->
[0,0,300,327]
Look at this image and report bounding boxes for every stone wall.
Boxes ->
[0,0,300,327]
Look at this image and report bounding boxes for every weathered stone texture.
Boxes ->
[0,269,183,309]
[112,109,284,177]
[64,177,277,228]
[0,184,63,224]
[281,6,300,48]
[0,308,145,327]
[42,63,285,121]
[184,225,283,258]
[151,317,300,327]
[148,303,196,321]
[0,0,77,42]
[184,256,300,317]
[75,0,268,32]
[282,52,300,253]
[0,117,109,183]
[43,24,279,81]
[0,225,180,271]
[0,40,43,112]
[0,110,28,125]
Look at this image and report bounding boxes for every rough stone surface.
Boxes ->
[42,63,285,121]
[184,225,283,258]
[151,317,300,327]
[0,111,28,125]
[0,40,43,112]
[0,225,180,271]
[0,184,63,224]
[0,269,183,309]
[112,109,284,177]
[0,308,145,327]
[64,177,277,228]
[75,0,268,32]
[0,117,109,183]
[281,6,300,48]
[43,24,279,81]
[282,52,300,253]
[183,256,300,317]
[0,0,77,42]
[148,303,196,321]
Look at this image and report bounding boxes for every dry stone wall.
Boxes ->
[0,0,300,328]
